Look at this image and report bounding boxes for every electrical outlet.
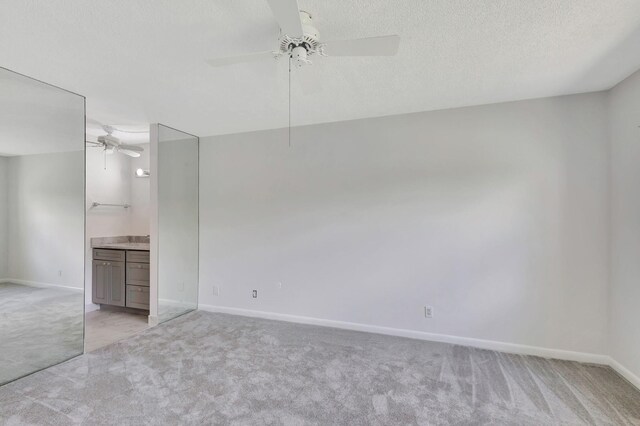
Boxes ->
[252,290,258,298]
[425,306,434,318]
[212,285,219,296]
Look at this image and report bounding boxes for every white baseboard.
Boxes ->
[85,303,100,313]
[608,357,640,390]
[2,278,83,292]
[197,304,609,365]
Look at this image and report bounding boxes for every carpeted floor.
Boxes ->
[0,283,84,385]
[1,310,639,425]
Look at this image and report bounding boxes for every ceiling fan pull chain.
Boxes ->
[289,56,292,148]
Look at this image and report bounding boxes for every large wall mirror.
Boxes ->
[151,124,199,323]
[0,67,85,384]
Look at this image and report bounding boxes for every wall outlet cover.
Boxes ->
[425,306,434,318]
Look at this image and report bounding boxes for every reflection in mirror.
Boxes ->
[156,124,199,323]
[0,67,85,384]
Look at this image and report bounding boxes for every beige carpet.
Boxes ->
[1,310,639,425]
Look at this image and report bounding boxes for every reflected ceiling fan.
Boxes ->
[207,0,400,68]
[86,121,145,158]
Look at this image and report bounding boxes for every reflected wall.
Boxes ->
[0,67,85,385]
[154,124,199,322]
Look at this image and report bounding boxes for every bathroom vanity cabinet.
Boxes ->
[92,248,150,310]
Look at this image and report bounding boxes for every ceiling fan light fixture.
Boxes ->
[291,45,310,67]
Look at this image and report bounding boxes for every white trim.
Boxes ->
[149,123,159,320]
[85,303,100,313]
[608,357,640,390]
[3,278,83,292]
[148,315,159,326]
[198,304,609,365]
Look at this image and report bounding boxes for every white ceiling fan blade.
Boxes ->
[207,51,276,67]
[86,118,107,137]
[86,117,104,127]
[111,125,148,134]
[322,35,400,56]
[117,144,143,157]
[119,144,143,153]
[265,0,304,38]
[117,148,142,158]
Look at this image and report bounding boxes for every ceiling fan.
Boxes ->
[206,0,400,68]
[86,122,145,158]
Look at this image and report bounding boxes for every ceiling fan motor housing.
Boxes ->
[97,134,120,147]
[279,11,321,67]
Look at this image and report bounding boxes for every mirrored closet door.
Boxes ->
[150,124,199,323]
[0,67,85,385]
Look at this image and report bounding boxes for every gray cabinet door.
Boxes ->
[92,260,109,305]
[107,261,126,307]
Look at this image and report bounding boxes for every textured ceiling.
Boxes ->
[1,0,640,138]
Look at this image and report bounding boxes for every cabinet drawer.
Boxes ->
[126,250,149,264]
[126,285,150,310]
[126,262,150,286]
[93,249,126,262]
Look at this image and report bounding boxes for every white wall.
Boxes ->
[0,156,8,278]
[7,151,84,289]
[608,68,640,382]
[130,143,150,236]
[199,92,610,356]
